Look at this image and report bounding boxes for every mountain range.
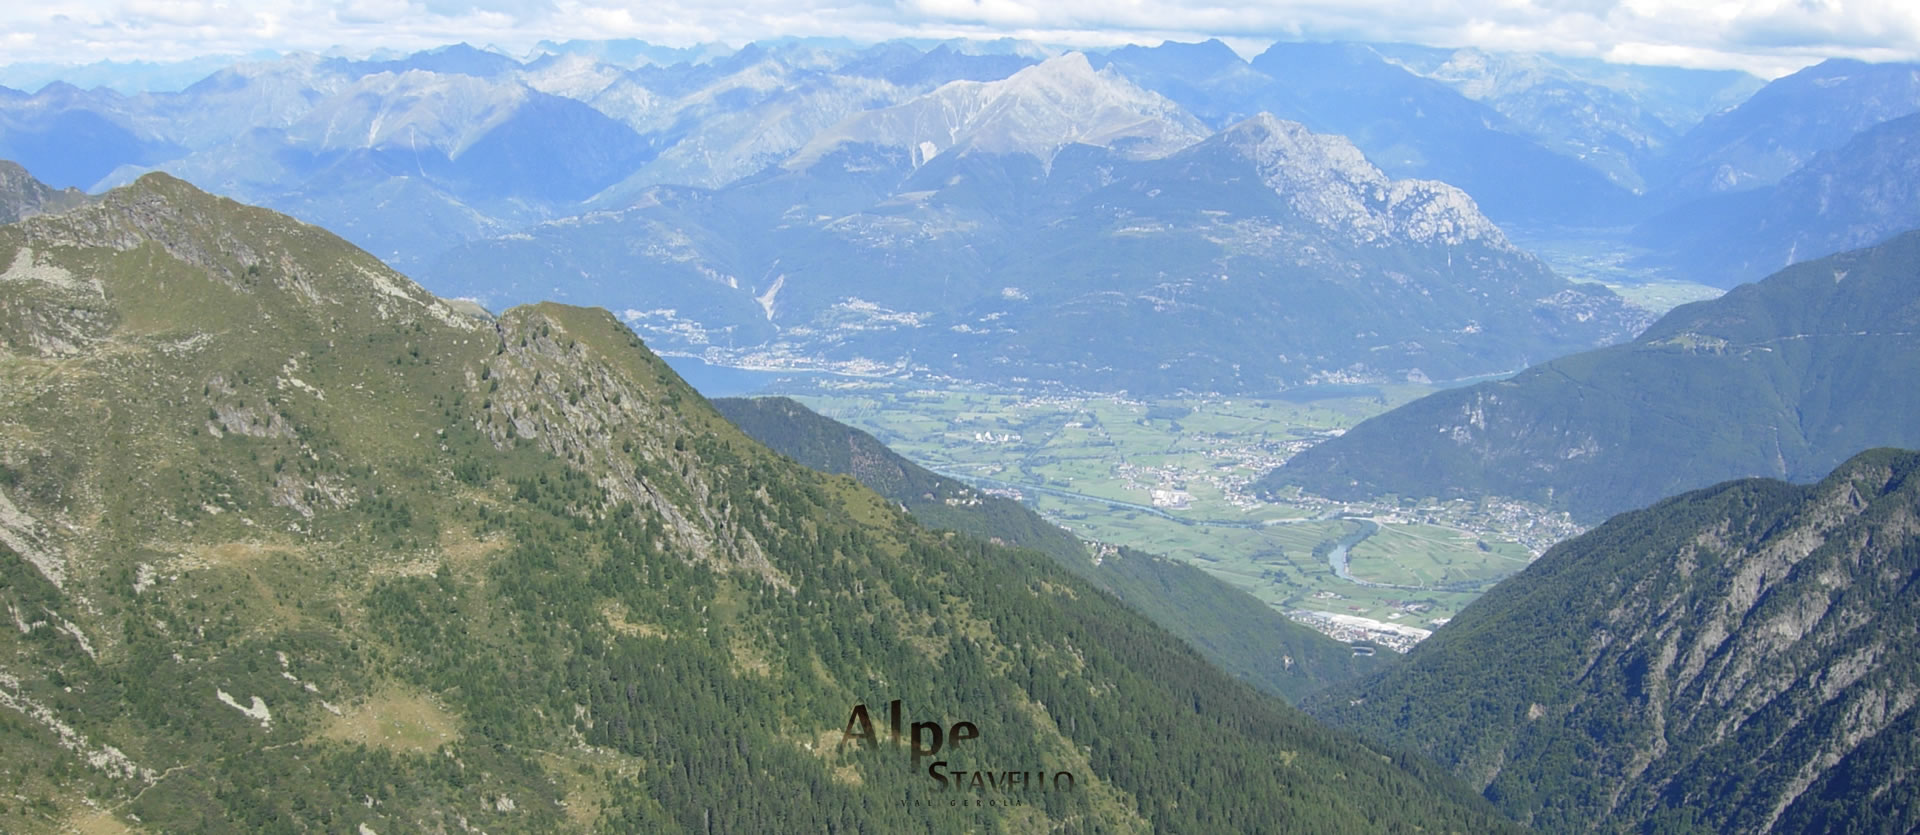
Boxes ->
[1636,111,1920,287]
[1310,448,1920,832]
[1260,229,1920,523]
[1652,59,1920,202]
[0,37,1810,397]
[14,40,1920,401]
[0,165,1508,831]
[5,41,1047,271]
[1367,43,1762,194]
[11,43,1918,302]
[6,30,1920,830]
[428,100,1646,393]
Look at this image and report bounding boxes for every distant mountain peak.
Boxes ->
[1107,38,1243,69]
[1217,112,1381,179]
[787,51,1206,170]
[1660,58,1920,198]
[1210,113,1507,247]
[288,70,536,154]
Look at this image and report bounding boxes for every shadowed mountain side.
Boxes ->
[1310,449,1920,832]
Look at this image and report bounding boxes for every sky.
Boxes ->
[5,0,1919,78]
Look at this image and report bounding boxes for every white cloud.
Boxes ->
[1,0,1916,76]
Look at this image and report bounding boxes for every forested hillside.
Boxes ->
[1311,449,1920,832]
[713,395,1384,702]
[0,171,1504,832]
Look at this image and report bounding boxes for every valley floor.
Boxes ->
[689,268,1713,650]
[775,382,1581,649]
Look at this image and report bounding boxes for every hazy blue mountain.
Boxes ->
[853,41,1037,87]
[1367,44,1761,192]
[1657,58,1920,199]
[580,40,1049,195]
[85,67,651,268]
[0,83,179,190]
[1245,42,1642,225]
[429,111,1644,394]
[1261,230,1920,523]
[516,52,626,101]
[0,53,272,95]
[223,144,526,269]
[1637,111,1920,287]
[123,53,354,151]
[1535,55,1764,131]
[21,40,1051,257]
[1082,40,1649,223]
[106,46,536,160]
[6,37,1782,271]
[321,42,521,79]
[528,37,734,68]
[1093,39,1293,129]
[587,55,920,194]
[788,53,1208,167]
[922,114,1643,392]
[1310,448,1920,832]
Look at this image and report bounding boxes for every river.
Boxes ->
[1324,521,1380,582]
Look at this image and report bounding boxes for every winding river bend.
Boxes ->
[1323,520,1380,583]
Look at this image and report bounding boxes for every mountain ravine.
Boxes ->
[1309,448,1920,833]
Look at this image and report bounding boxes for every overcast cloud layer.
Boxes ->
[6,0,1919,78]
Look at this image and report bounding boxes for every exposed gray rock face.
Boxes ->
[0,160,86,224]
[1311,448,1920,833]
[1218,114,1505,247]
[473,306,785,585]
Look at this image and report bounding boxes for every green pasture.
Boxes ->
[782,383,1550,626]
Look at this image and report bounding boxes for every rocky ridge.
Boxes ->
[1310,448,1920,832]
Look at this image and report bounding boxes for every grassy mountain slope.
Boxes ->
[711,395,1383,703]
[1308,449,1920,832]
[0,172,1507,832]
[1261,229,1920,523]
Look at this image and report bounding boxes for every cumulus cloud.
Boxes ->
[1,0,1916,76]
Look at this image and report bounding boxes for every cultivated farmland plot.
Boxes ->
[778,382,1583,639]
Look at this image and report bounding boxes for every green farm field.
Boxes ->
[775,382,1581,630]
